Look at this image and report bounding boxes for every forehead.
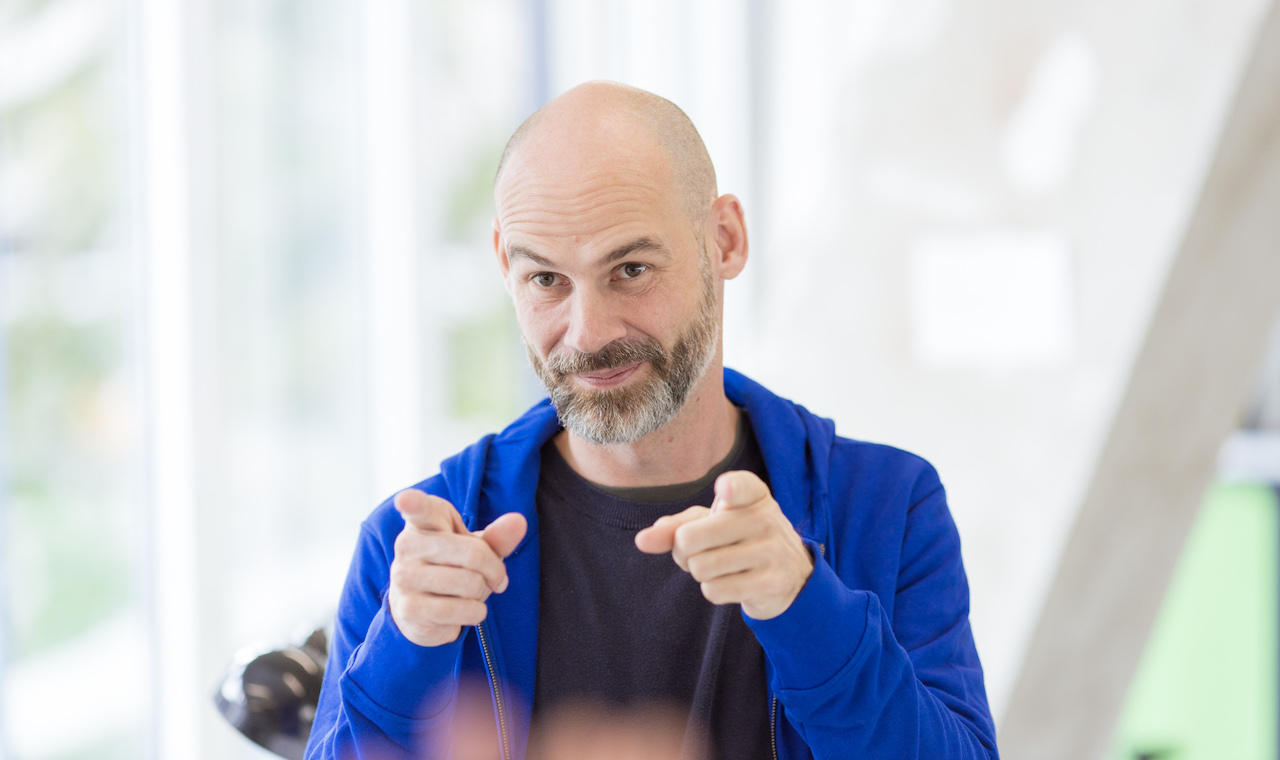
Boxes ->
[495,132,687,251]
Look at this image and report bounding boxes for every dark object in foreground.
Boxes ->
[215,626,328,760]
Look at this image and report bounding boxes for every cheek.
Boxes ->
[513,297,566,350]
[625,293,680,338]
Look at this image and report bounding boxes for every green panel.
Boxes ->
[446,300,525,424]
[1110,483,1278,760]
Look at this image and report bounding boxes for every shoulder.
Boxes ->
[729,368,943,514]
[827,435,943,506]
[820,436,961,607]
[821,434,951,550]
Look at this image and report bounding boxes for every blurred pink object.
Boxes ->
[440,679,706,760]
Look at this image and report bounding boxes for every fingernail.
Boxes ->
[498,576,509,593]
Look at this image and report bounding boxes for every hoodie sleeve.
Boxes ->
[745,462,999,759]
[304,521,467,760]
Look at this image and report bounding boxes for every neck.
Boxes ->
[553,364,738,488]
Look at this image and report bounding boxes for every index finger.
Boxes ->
[418,533,511,593]
[395,489,466,534]
[712,470,772,511]
[635,506,711,554]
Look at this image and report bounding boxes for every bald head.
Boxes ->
[494,82,718,227]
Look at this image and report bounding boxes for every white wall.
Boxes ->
[730,0,1272,714]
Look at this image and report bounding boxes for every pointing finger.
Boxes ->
[712,471,771,511]
[395,489,466,534]
[635,506,710,554]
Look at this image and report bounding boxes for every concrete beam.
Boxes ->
[998,3,1280,758]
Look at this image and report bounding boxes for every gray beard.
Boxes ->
[525,275,719,446]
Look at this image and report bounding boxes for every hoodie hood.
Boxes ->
[438,367,838,549]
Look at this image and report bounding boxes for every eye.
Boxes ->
[532,272,559,287]
[619,262,648,279]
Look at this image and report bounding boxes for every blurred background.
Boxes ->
[2,0,1279,758]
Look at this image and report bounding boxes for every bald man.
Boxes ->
[306,83,998,760]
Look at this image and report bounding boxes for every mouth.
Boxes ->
[572,362,643,390]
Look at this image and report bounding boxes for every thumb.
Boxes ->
[635,506,710,554]
[479,512,528,559]
[394,489,465,533]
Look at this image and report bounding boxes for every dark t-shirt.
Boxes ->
[531,410,773,760]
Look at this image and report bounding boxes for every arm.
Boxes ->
[744,469,998,759]
[306,489,526,759]
[304,522,467,760]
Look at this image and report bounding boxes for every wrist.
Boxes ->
[743,544,815,620]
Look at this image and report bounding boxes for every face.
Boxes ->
[494,143,721,445]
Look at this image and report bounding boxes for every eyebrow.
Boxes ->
[506,237,671,269]
[603,237,669,264]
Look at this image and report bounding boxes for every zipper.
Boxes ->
[476,622,511,760]
[770,694,780,760]
[769,542,824,760]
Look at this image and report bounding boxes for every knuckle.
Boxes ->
[671,523,688,544]
[424,596,451,624]
[435,597,479,626]
[398,594,426,623]
[388,589,405,617]
[464,601,489,626]
[389,561,411,588]
[700,581,729,605]
[422,596,452,622]
[459,571,487,600]
[463,541,487,568]
[423,566,452,595]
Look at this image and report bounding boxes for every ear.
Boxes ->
[705,194,748,280]
[493,217,512,281]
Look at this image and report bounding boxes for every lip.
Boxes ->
[574,363,642,389]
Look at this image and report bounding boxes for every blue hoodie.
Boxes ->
[305,369,999,759]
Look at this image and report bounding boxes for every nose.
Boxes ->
[562,285,628,355]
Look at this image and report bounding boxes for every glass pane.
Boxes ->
[416,0,535,438]
[0,0,149,757]
[202,2,366,755]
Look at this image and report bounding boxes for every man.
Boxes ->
[306,82,998,760]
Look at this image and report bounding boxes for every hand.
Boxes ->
[634,471,813,620]
[388,489,528,647]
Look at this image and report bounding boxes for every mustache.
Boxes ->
[543,339,667,377]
